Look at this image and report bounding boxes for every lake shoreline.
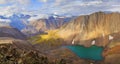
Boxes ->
[66,45,104,61]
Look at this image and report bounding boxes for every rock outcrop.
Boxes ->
[0,39,66,64]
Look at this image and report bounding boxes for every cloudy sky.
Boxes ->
[0,0,120,17]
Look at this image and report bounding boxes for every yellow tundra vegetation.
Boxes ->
[30,30,64,47]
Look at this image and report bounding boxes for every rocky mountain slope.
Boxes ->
[0,39,66,64]
[57,12,120,46]
[0,26,26,40]
[22,16,74,36]
[22,19,47,36]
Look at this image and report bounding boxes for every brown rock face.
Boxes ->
[58,12,120,46]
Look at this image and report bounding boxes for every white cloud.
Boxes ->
[0,0,31,17]
[106,7,120,12]
[0,0,30,5]
[38,0,48,3]
[28,14,48,21]
[54,0,68,6]
[40,0,120,16]
[0,5,33,18]
[1,0,120,18]
[0,0,8,4]
[17,0,30,5]
[0,6,14,16]
[0,5,21,17]
[0,19,11,23]
[38,0,104,16]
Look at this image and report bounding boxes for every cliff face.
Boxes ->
[58,12,120,46]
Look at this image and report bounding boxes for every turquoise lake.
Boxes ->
[67,45,104,60]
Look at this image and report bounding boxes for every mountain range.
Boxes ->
[0,13,75,36]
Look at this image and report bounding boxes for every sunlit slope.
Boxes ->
[58,12,120,41]
[29,30,66,52]
[30,30,59,43]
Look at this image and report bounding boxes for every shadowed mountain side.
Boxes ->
[0,27,26,40]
